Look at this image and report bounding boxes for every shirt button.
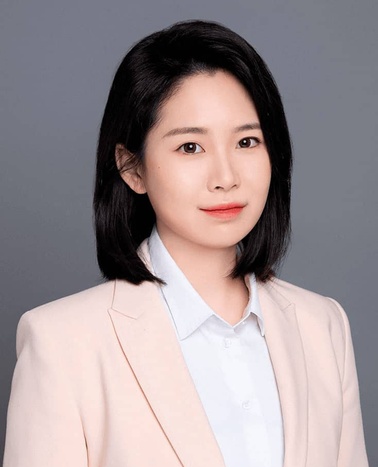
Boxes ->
[224,338,232,348]
[242,400,251,410]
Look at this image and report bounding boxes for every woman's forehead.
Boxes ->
[151,71,258,135]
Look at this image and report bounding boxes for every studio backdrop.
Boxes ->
[0,0,377,464]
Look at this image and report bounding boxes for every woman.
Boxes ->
[3,19,368,467]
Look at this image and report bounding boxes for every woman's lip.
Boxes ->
[200,203,245,211]
[200,204,245,219]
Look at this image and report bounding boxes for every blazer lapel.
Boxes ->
[257,280,308,467]
[108,241,225,467]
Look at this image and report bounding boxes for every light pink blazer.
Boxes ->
[3,239,369,467]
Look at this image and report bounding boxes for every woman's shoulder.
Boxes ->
[267,276,336,302]
[13,281,122,361]
[265,277,358,383]
[263,276,349,331]
[17,280,116,337]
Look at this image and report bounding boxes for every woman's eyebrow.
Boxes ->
[234,122,261,132]
[162,122,261,138]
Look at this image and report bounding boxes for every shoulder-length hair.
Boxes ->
[94,19,292,285]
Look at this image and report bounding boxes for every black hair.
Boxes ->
[93,19,292,284]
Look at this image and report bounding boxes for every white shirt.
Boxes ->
[148,226,284,467]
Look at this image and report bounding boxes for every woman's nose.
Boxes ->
[207,152,240,192]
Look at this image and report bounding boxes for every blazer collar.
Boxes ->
[109,239,308,467]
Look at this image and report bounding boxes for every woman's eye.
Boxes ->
[178,142,203,154]
[237,137,260,148]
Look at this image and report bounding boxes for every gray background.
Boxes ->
[1,0,377,463]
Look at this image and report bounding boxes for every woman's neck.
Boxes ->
[158,230,249,324]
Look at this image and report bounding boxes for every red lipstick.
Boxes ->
[200,203,245,219]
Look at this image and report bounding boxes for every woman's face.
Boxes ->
[125,70,271,252]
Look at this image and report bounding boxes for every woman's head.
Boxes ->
[94,19,292,284]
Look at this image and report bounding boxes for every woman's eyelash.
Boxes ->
[177,137,261,154]
[237,137,261,148]
[177,142,203,154]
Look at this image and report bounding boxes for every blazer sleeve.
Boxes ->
[3,310,88,467]
[327,298,370,467]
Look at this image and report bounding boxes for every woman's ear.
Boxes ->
[115,143,147,194]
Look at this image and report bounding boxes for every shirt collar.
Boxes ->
[148,225,265,340]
